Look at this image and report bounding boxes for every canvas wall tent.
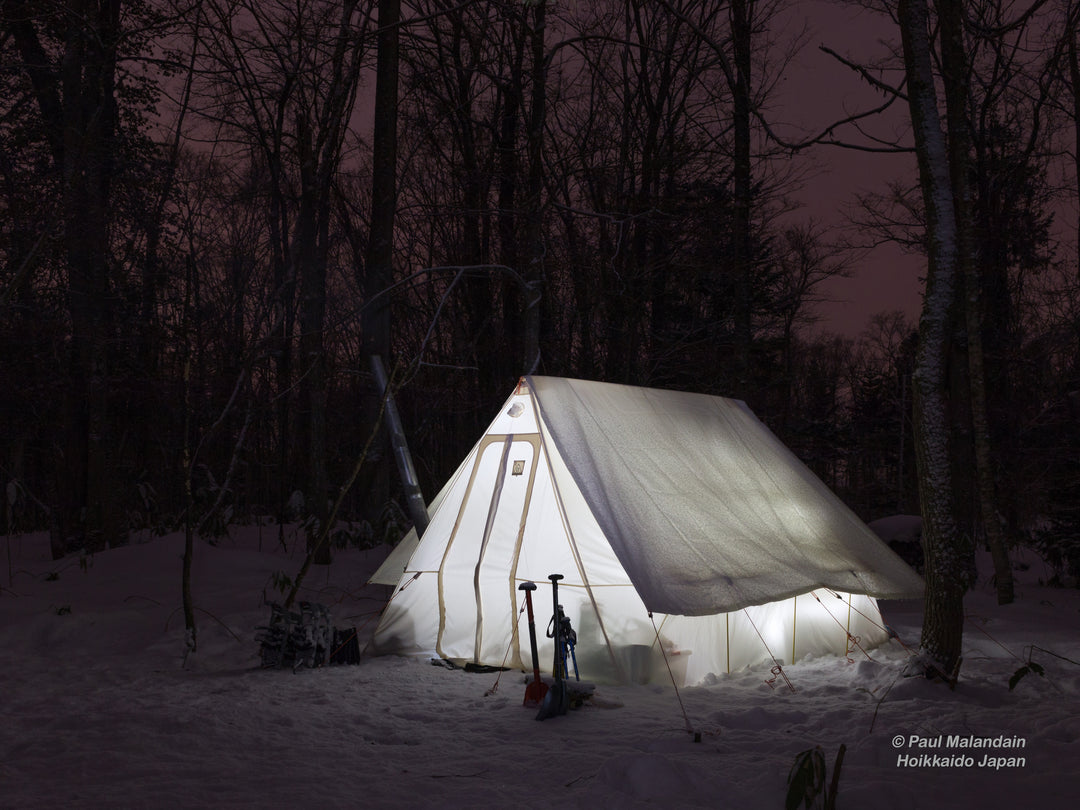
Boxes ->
[370,377,923,686]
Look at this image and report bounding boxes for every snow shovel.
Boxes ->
[536,574,570,720]
[518,582,549,707]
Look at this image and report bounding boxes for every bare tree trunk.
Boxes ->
[8,0,123,556]
[364,0,399,362]
[1070,8,1080,279]
[898,0,967,680]
[730,0,753,399]
[267,141,295,550]
[298,132,331,562]
[360,0,400,526]
[182,253,197,658]
[963,243,1014,605]
[937,0,1013,604]
[521,0,545,375]
[497,13,525,383]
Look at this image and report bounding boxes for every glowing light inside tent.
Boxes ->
[369,377,922,685]
[761,616,787,661]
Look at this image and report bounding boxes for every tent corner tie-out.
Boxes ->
[649,611,698,739]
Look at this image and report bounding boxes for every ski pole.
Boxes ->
[549,574,564,678]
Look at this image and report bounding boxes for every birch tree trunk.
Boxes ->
[938,0,1013,604]
[898,0,968,679]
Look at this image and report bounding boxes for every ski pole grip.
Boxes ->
[519,581,537,591]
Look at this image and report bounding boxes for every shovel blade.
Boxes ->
[535,680,569,720]
[523,678,549,707]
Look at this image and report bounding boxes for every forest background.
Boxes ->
[2,0,1079,660]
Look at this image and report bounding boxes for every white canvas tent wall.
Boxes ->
[370,377,923,685]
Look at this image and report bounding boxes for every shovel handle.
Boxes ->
[519,581,537,623]
[518,581,544,699]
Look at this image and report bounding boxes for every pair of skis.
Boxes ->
[520,574,572,720]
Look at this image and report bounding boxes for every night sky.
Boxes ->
[780,1,923,337]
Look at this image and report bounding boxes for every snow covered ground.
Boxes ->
[2,527,1078,809]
